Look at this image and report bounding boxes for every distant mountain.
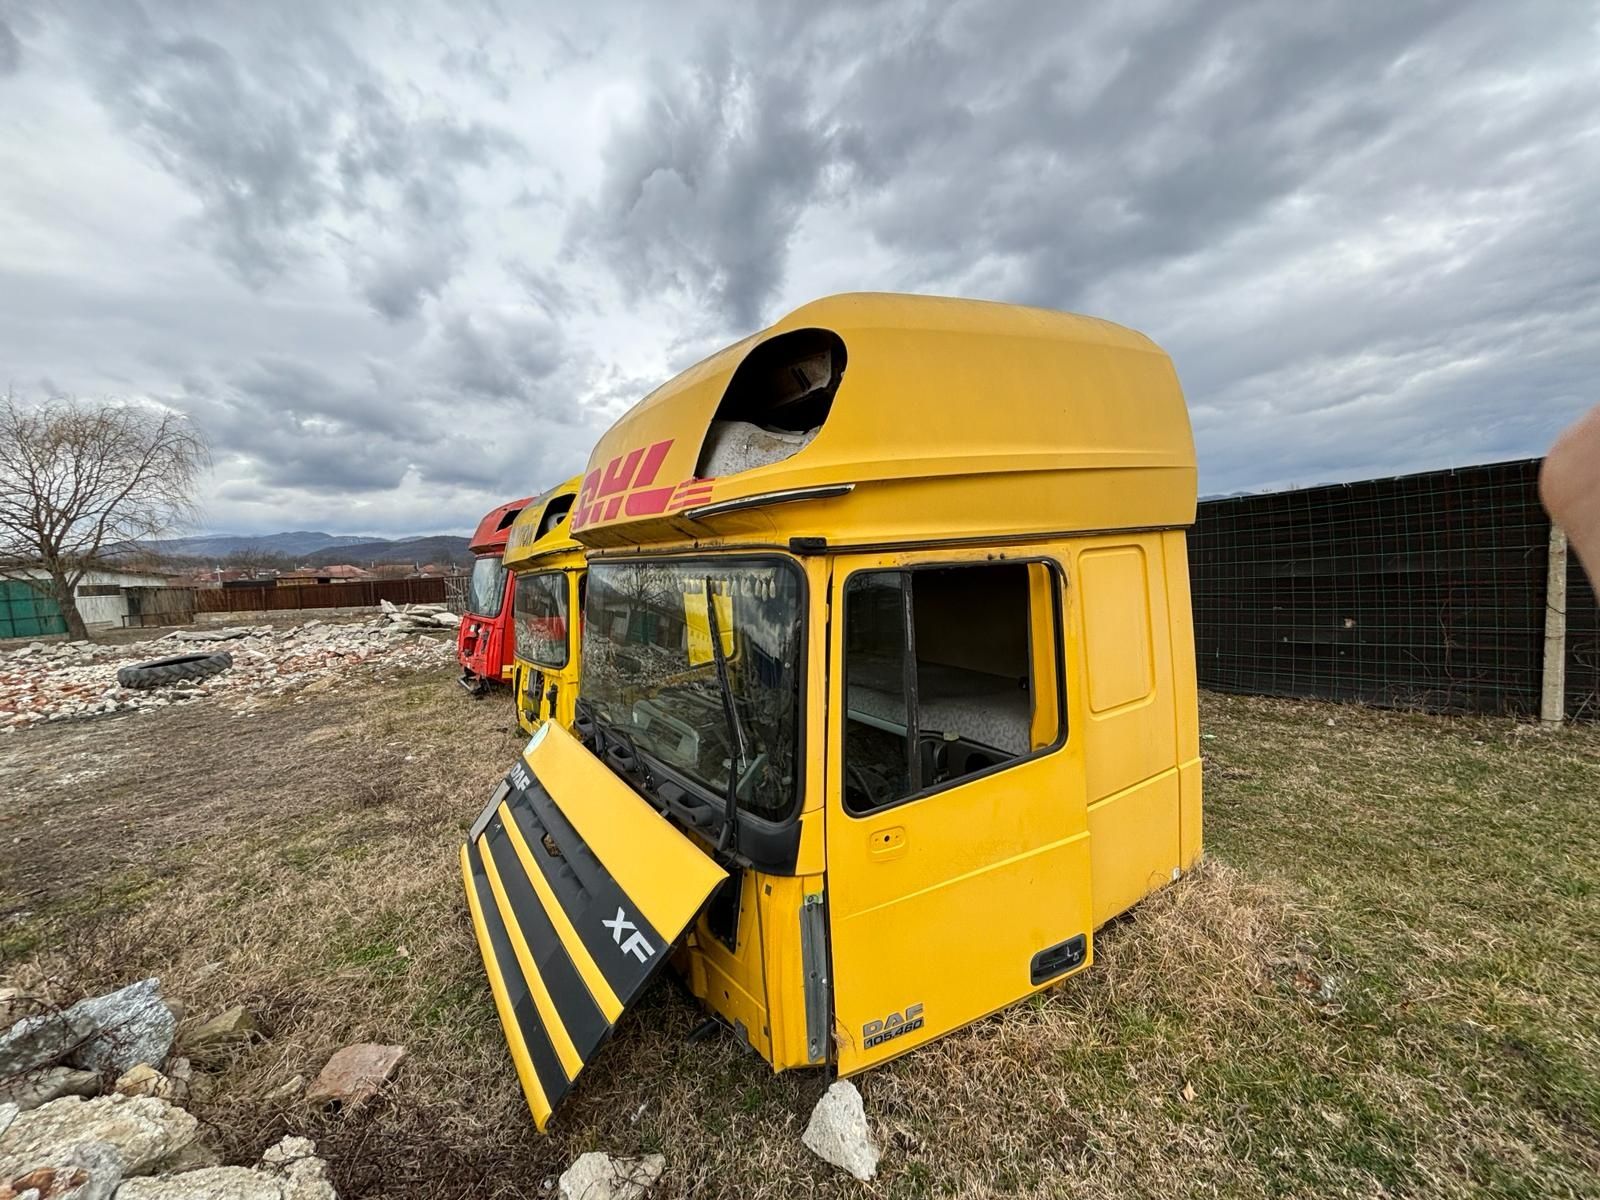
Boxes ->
[146,531,376,558]
[133,530,473,566]
[305,535,473,567]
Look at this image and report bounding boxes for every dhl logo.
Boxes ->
[571,438,714,530]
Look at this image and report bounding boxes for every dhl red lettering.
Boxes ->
[624,486,674,516]
[634,440,673,487]
[579,470,601,508]
[598,448,644,497]
[668,485,714,511]
[603,495,625,520]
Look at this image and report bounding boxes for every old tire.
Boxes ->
[116,652,234,690]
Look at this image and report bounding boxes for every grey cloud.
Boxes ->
[0,18,20,75]
[229,355,428,440]
[567,37,841,328]
[104,31,332,285]
[76,4,521,313]
[436,310,569,407]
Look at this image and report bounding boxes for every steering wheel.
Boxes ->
[847,762,888,809]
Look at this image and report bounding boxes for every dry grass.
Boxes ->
[2,676,1598,1198]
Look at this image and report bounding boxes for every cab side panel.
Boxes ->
[1074,536,1182,928]
[1163,530,1203,868]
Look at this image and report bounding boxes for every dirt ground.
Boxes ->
[2,669,1598,1199]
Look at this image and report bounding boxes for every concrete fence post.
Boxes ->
[1542,525,1568,726]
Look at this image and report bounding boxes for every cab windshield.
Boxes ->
[467,555,508,615]
[582,558,803,819]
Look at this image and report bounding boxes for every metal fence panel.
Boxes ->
[0,579,68,639]
[1191,459,1596,719]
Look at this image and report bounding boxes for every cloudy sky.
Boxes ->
[2,1,1597,537]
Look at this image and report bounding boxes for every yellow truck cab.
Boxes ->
[502,476,586,735]
[461,293,1201,1130]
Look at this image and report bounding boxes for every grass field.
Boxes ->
[2,669,1597,1198]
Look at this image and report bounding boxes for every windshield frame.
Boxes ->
[467,555,509,617]
[579,552,810,827]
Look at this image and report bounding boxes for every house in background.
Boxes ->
[0,568,171,638]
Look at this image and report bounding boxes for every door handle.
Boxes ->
[869,826,906,861]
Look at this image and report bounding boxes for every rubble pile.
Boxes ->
[0,979,340,1198]
[0,614,458,731]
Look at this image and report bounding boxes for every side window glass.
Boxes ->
[513,572,569,667]
[843,574,914,808]
[843,562,1060,815]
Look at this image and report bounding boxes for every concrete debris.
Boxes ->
[108,1136,335,1200]
[1,616,455,730]
[0,1094,214,1181]
[61,980,176,1078]
[802,1081,880,1181]
[166,628,251,643]
[556,1152,666,1200]
[0,1067,101,1112]
[304,1044,405,1112]
[382,603,457,631]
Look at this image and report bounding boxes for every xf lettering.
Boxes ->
[602,907,655,963]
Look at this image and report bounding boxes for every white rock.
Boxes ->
[0,1093,213,1179]
[557,1152,666,1200]
[115,1134,336,1200]
[802,1081,880,1181]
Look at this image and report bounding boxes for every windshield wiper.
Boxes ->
[704,579,748,853]
[574,697,653,793]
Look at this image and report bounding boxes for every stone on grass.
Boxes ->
[61,979,176,1076]
[113,1065,179,1102]
[802,1081,880,1181]
[0,1066,101,1111]
[265,1075,306,1105]
[0,1094,214,1180]
[556,1152,666,1200]
[113,1135,335,1200]
[185,1005,257,1057]
[304,1044,405,1112]
[0,1011,95,1080]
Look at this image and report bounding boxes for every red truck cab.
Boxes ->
[457,495,534,693]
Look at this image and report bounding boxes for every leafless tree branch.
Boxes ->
[0,390,209,640]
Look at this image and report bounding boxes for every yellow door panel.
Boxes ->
[824,550,1092,1076]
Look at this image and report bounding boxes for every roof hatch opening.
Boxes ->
[536,493,574,539]
[496,505,525,532]
[696,327,846,478]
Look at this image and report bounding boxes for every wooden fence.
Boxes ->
[192,578,449,614]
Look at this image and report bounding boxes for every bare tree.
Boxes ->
[0,391,207,640]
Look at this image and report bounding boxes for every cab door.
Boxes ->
[823,550,1093,1074]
